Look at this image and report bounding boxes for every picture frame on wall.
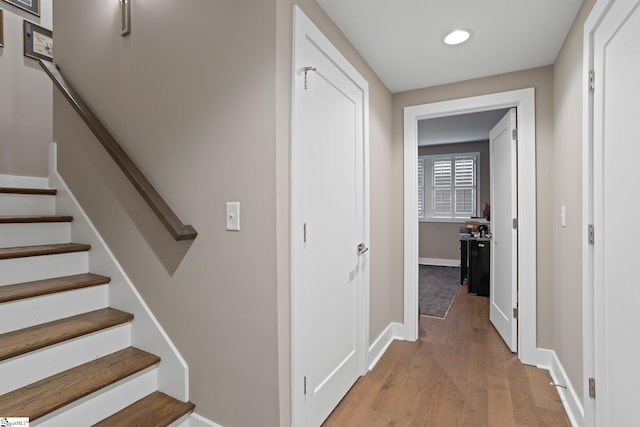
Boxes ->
[23,20,52,61]
[2,0,40,17]
[0,10,4,48]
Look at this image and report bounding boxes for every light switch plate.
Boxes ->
[226,202,240,231]
[560,206,566,228]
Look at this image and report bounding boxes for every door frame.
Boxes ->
[582,1,627,425]
[402,88,541,365]
[290,5,370,426]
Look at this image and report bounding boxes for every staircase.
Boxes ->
[0,186,195,426]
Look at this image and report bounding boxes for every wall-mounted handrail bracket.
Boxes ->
[303,66,316,90]
[39,60,197,241]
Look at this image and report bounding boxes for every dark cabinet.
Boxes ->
[460,239,468,285]
[468,239,490,297]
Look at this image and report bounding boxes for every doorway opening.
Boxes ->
[416,108,506,321]
[403,88,544,365]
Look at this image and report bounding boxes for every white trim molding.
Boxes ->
[402,89,543,366]
[537,349,584,427]
[582,2,616,427]
[185,413,224,427]
[49,142,190,401]
[418,257,460,267]
[367,322,404,371]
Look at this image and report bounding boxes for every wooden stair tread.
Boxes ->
[0,187,57,195]
[0,308,133,362]
[0,215,73,223]
[93,391,195,427]
[0,347,160,420]
[0,243,91,260]
[0,273,110,303]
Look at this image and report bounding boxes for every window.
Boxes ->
[418,153,479,220]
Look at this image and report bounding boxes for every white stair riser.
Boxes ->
[0,194,55,215]
[0,175,50,188]
[36,367,158,426]
[0,324,131,395]
[0,223,71,246]
[0,285,108,334]
[0,252,88,286]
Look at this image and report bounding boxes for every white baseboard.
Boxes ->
[186,413,223,427]
[537,349,584,427]
[419,257,460,267]
[368,322,403,371]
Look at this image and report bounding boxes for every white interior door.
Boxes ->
[489,108,518,351]
[292,7,369,427]
[591,1,640,424]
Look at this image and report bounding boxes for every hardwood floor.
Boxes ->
[323,285,570,426]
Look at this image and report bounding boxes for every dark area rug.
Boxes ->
[419,265,461,319]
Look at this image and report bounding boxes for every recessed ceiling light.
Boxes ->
[443,30,471,45]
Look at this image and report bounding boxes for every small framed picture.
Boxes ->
[23,20,52,61]
[2,0,40,17]
[0,10,4,48]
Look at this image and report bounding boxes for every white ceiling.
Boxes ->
[418,109,509,146]
[316,0,584,93]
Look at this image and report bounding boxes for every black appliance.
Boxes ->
[468,239,490,297]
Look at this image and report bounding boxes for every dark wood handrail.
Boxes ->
[40,60,197,241]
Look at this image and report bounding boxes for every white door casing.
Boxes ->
[489,108,518,352]
[291,6,370,427]
[403,89,542,366]
[584,0,640,425]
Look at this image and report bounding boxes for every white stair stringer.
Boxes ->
[35,367,159,427]
[0,285,108,334]
[50,156,189,401]
[0,222,71,247]
[0,251,89,286]
[0,324,131,395]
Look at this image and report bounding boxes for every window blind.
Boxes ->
[418,152,479,219]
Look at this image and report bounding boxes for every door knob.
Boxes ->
[357,243,369,255]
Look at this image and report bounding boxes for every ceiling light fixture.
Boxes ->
[443,29,471,45]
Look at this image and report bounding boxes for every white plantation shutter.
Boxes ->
[455,188,475,215]
[454,157,474,186]
[433,188,452,214]
[433,159,452,187]
[454,156,475,215]
[417,158,425,218]
[418,152,479,219]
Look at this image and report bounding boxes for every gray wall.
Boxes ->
[53,1,395,426]
[551,0,597,402]
[395,0,597,401]
[0,1,53,178]
[53,2,280,426]
[418,140,490,260]
[49,0,596,422]
[393,64,555,355]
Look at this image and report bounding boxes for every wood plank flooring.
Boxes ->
[323,285,570,427]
